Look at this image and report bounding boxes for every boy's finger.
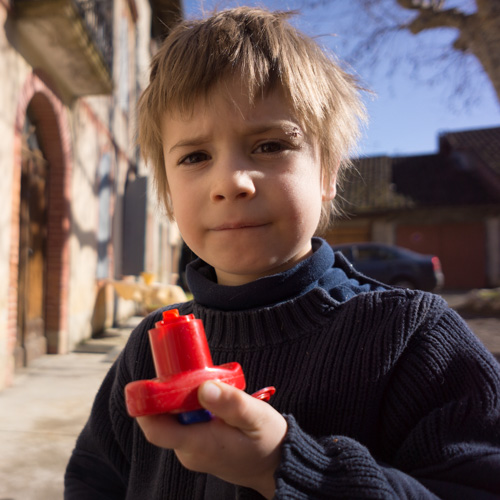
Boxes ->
[136,413,185,449]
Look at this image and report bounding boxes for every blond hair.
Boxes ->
[138,6,366,231]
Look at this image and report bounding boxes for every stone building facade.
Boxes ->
[0,0,182,389]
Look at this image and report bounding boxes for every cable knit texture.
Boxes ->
[65,239,500,499]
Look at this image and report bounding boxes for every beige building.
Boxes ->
[0,0,183,390]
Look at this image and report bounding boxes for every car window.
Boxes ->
[357,247,380,261]
[357,246,395,261]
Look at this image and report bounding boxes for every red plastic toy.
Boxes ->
[125,309,275,424]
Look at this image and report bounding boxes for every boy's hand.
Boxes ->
[136,381,287,499]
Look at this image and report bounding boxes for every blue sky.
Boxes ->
[182,0,500,158]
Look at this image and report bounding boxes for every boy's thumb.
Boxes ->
[197,380,260,431]
[198,380,223,405]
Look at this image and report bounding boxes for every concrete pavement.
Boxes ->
[0,295,498,500]
[0,316,141,500]
[440,291,500,362]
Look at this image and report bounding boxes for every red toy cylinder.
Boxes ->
[149,316,213,380]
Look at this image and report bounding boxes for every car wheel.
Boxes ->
[392,279,416,289]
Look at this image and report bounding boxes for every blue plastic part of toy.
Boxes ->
[177,409,213,425]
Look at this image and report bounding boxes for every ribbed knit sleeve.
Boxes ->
[273,294,500,499]
[277,415,440,499]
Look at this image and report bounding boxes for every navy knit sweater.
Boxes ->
[65,238,500,499]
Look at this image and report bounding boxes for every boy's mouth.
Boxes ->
[212,222,268,231]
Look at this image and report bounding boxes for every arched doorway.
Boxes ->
[8,72,72,381]
[15,107,49,367]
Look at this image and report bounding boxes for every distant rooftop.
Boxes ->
[340,126,500,215]
[440,126,500,177]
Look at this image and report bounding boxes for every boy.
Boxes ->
[65,7,500,499]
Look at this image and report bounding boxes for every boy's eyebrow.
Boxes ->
[168,135,212,154]
[167,120,304,154]
[246,121,304,138]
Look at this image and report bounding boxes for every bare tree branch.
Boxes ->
[307,0,500,104]
[406,8,467,33]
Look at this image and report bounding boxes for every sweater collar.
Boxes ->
[186,238,342,311]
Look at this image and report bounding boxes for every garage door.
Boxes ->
[397,223,486,289]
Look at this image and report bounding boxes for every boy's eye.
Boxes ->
[254,141,285,154]
[179,152,210,165]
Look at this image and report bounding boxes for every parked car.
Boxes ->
[331,242,444,291]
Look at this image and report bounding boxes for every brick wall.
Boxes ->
[7,72,73,382]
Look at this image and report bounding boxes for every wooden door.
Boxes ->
[16,135,48,367]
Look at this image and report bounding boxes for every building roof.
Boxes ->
[391,153,497,205]
[338,156,414,214]
[440,126,500,177]
[339,137,500,215]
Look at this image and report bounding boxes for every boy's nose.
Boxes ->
[210,164,256,202]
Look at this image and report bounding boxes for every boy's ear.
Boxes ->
[321,176,337,201]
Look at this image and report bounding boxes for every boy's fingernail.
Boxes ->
[201,381,222,403]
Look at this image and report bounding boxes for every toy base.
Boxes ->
[125,363,246,417]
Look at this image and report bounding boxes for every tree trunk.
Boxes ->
[402,0,500,103]
[458,13,500,103]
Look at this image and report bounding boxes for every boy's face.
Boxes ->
[162,80,335,286]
